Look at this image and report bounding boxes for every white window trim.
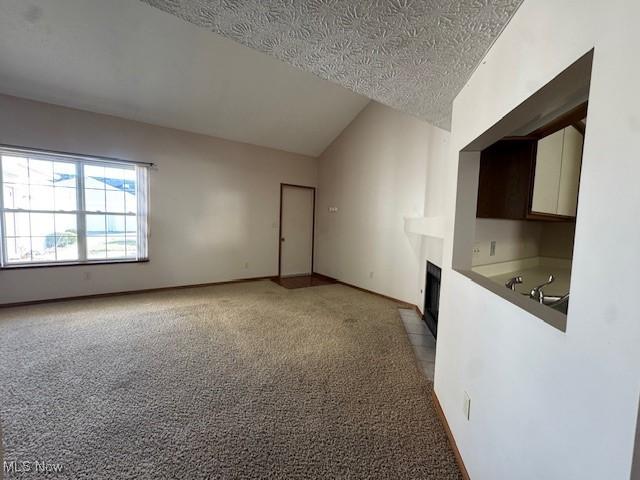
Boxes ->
[0,145,150,269]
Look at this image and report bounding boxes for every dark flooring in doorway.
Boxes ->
[271,273,336,289]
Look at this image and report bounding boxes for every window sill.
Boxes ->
[0,259,149,270]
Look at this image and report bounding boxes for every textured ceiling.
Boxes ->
[140,0,524,129]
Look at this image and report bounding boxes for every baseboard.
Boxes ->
[0,275,277,308]
[3,272,422,310]
[432,391,471,480]
[313,272,416,309]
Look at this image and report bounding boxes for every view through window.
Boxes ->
[0,148,149,266]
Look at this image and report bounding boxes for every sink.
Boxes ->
[522,291,569,315]
[548,296,569,315]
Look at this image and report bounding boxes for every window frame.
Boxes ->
[0,145,150,269]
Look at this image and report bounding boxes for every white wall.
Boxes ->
[0,94,317,304]
[315,101,450,306]
[421,116,451,272]
[473,219,542,266]
[436,1,640,479]
[473,219,576,267]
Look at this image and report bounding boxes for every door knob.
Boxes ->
[280,237,285,242]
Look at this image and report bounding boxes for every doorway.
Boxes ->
[278,184,315,278]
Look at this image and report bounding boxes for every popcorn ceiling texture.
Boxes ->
[140,0,523,129]
[0,280,461,479]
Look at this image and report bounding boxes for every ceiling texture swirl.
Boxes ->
[140,0,524,129]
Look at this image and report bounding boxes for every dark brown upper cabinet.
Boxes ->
[476,103,586,222]
[477,138,537,220]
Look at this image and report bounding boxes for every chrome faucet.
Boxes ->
[529,275,554,303]
[505,276,523,291]
[546,292,570,307]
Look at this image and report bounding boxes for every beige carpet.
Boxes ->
[0,280,461,479]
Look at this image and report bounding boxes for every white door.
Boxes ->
[280,185,314,277]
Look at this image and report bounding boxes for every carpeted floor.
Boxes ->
[0,280,461,479]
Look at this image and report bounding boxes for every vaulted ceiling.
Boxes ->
[141,0,524,129]
[0,0,369,156]
[0,0,524,156]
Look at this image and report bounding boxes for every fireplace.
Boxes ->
[424,262,441,339]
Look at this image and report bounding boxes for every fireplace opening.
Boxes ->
[424,262,441,339]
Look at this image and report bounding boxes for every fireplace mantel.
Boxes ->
[403,216,446,239]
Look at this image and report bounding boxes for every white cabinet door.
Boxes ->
[531,129,564,214]
[557,126,583,217]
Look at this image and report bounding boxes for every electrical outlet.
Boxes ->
[244,262,249,269]
[463,391,471,420]
[472,244,481,257]
[369,271,374,279]
[83,271,91,281]
[490,240,496,257]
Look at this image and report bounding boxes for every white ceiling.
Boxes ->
[142,0,524,129]
[0,0,370,157]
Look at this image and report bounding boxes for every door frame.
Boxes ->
[278,183,316,278]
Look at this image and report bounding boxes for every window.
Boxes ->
[0,147,149,267]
